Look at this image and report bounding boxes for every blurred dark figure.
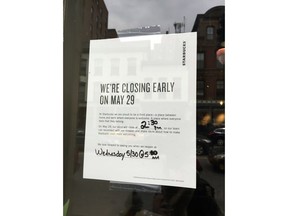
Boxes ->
[152,178,222,216]
[152,159,222,216]
[153,186,194,216]
[189,159,223,216]
[121,160,222,216]
[187,177,223,216]
[122,191,143,216]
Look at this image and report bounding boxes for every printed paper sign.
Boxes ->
[83,33,197,188]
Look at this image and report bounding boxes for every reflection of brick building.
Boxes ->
[191,6,225,127]
[64,0,118,200]
[77,0,118,131]
[82,0,115,40]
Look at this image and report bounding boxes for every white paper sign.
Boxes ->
[83,33,197,188]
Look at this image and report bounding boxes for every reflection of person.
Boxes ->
[152,160,222,216]
[153,186,194,216]
[216,48,225,65]
[197,158,203,172]
[187,178,223,216]
[121,191,143,216]
[120,159,223,216]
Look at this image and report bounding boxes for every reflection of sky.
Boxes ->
[105,0,225,33]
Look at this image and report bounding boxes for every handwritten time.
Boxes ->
[95,148,159,160]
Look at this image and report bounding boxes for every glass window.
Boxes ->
[110,58,120,76]
[80,57,88,76]
[93,58,103,76]
[89,24,93,37]
[197,52,205,69]
[216,80,225,99]
[99,23,102,32]
[78,82,86,103]
[197,80,205,97]
[96,16,98,24]
[207,26,214,40]
[64,2,225,216]
[216,80,224,89]
[127,58,137,75]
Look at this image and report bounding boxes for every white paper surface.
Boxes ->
[83,33,197,188]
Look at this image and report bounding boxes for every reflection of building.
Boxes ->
[117,25,161,37]
[82,0,116,40]
[88,35,191,104]
[174,17,186,33]
[191,6,225,127]
[79,25,162,130]
[64,0,118,201]
[82,0,107,40]
[78,0,119,131]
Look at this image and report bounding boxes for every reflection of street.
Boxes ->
[197,155,225,213]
